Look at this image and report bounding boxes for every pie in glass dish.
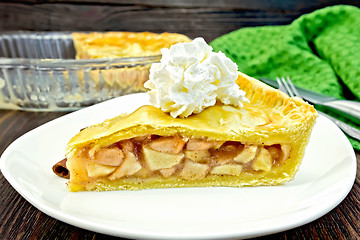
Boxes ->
[72,31,191,92]
[72,32,192,59]
[62,72,318,191]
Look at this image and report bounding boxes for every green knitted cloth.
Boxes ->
[210,5,360,151]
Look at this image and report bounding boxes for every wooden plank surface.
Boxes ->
[1,0,359,42]
[0,3,295,42]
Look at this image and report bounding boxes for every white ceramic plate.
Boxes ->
[0,93,357,239]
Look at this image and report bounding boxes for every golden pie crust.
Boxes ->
[72,31,191,93]
[65,72,317,191]
[72,32,192,59]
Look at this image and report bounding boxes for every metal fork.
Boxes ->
[277,76,360,141]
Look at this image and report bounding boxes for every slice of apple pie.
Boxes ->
[63,72,317,191]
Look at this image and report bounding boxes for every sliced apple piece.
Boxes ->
[184,150,211,162]
[143,145,184,170]
[85,162,116,178]
[89,146,124,166]
[133,167,151,178]
[148,136,187,154]
[108,151,142,180]
[67,150,89,182]
[266,145,281,160]
[234,145,258,163]
[213,141,226,149]
[218,142,242,152]
[159,167,176,178]
[132,135,151,143]
[186,139,216,151]
[180,160,209,180]
[252,148,272,172]
[281,144,292,162]
[118,140,135,152]
[211,164,243,176]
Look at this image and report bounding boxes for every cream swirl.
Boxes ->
[144,37,249,118]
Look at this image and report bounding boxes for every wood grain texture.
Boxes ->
[4,0,360,10]
[0,3,295,42]
[0,1,359,239]
[1,0,359,42]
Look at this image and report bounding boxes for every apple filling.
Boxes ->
[82,135,291,181]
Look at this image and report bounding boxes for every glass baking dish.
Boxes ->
[0,31,160,111]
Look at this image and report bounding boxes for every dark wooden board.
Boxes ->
[1,1,359,42]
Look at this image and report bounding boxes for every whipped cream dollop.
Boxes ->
[144,37,249,118]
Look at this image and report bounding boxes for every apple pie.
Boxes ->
[72,32,192,59]
[72,31,191,92]
[61,72,317,191]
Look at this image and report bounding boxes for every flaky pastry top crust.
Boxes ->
[66,72,317,154]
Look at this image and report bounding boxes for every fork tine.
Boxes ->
[286,76,301,99]
[279,77,294,97]
[276,77,287,94]
[277,77,360,141]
